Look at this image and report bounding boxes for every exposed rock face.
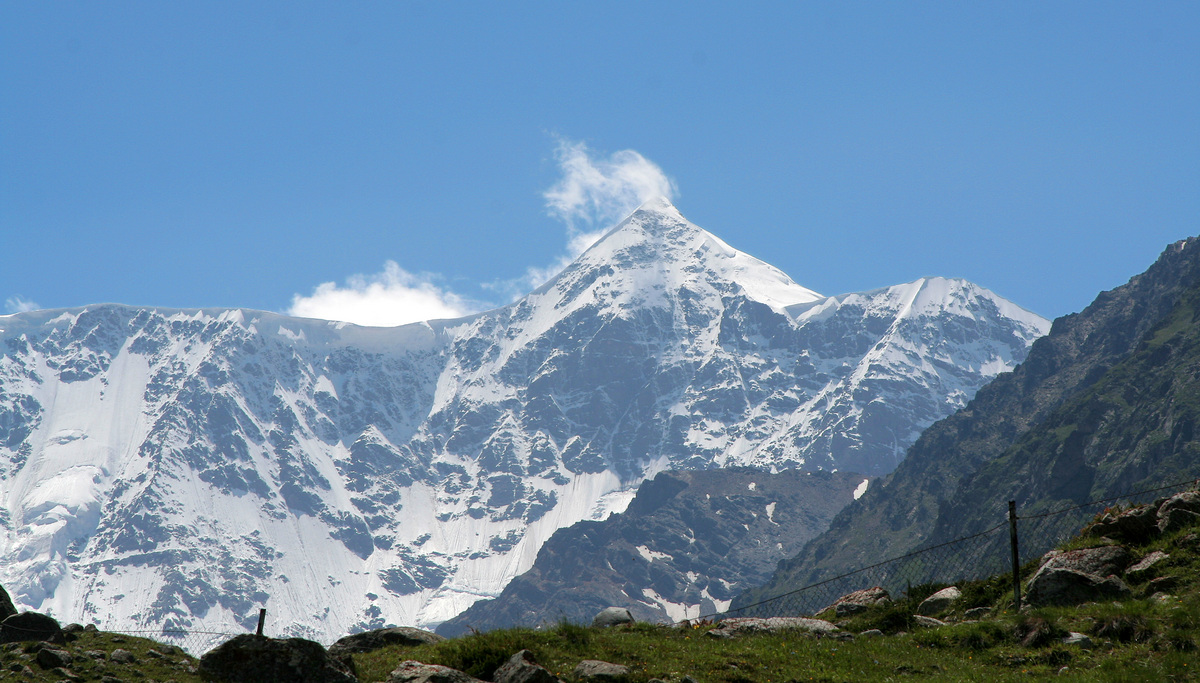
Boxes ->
[743,237,1200,609]
[198,634,356,683]
[0,586,15,622]
[0,200,1047,639]
[0,611,63,644]
[826,586,891,616]
[439,469,869,635]
[1038,546,1133,579]
[916,586,961,616]
[706,617,838,639]
[327,626,445,658]
[1025,567,1131,607]
[573,660,631,683]
[912,615,946,628]
[493,650,558,683]
[1126,551,1170,581]
[388,661,486,683]
[592,608,634,628]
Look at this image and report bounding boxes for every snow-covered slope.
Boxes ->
[0,199,1049,643]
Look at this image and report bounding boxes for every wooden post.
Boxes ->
[1008,501,1021,611]
[256,608,267,637]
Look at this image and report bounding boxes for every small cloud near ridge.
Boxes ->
[4,296,39,314]
[487,138,678,300]
[288,261,479,327]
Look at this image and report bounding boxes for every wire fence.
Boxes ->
[707,477,1200,622]
[104,629,241,658]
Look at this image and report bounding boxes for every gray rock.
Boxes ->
[912,615,946,628]
[916,586,961,616]
[1158,491,1200,517]
[826,586,891,616]
[110,649,136,664]
[1026,566,1131,607]
[198,634,355,683]
[1089,505,1158,542]
[962,607,991,620]
[1038,546,1132,578]
[1062,632,1094,649]
[0,611,63,644]
[859,629,884,637]
[1126,551,1169,581]
[592,607,634,628]
[328,626,446,657]
[35,647,72,669]
[573,659,630,683]
[706,617,839,639]
[493,650,557,683]
[387,660,486,683]
[1158,508,1200,535]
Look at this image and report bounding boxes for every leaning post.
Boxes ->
[256,608,267,637]
[1008,500,1021,611]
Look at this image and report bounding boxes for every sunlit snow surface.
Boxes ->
[0,199,1048,645]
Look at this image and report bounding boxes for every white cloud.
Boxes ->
[3,296,39,314]
[487,138,679,300]
[287,261,478,327]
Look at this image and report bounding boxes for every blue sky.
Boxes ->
[2,2,1197,324]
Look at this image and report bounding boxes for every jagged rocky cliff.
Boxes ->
[0,199,1047,641]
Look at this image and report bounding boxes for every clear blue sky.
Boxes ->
[3,2,1197,324]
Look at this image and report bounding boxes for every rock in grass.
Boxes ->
[35,647,72,669]
[592,607,634,628]
[1126,551,1170,581]
[912,615,946,628]
[1062,632,1094,649]
[706,617,839,639]
[328,626,445,657]
[1038,546,1132,578]
[573,659,630,683]
[0,611,63,644]
[387,660,486,683]
[1026,567,1131,607]
[494,650,557,683]
[199,634,355,683]
[916,586,961,616]
[827,586,891,616]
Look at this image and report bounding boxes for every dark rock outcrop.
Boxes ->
[493,650,558,683]
[387,660,486,683]
[573,660,630,683]
[328,626,445,658]
[1025,567,1131,607]
[0,611,63,644]
[826,586,891,616]
[1038,546,1133,578]
[0,585,16,622]
[198,634,356,683]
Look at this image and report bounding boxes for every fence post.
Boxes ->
[256,608,267,637]
[1008,501,1021,611]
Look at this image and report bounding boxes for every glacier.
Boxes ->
[0,198,1049,643]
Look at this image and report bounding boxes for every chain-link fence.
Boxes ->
[104,629,240,657]
[706,477,1200,622]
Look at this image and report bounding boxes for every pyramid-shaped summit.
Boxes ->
[0,201,1047,644]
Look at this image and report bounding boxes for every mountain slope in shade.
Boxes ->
[0,199,1047,642]
[437,468,871,637]
[738,237,1200,608]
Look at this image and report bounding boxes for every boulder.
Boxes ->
[912,615,946,628]
[1158,508,1200,535]
[1038,545,1132,578]
[1062,632,1094,649]
[1157,491,1200,517]
[1126,551,1169,582]
[916,586,961,616]
[1088,505,1158,542]
[826,586,890,616]
[1026,567,1131,607]
[387,660,486,683]
[198,634,356,683]
[0,611,64,644]
[592,607,634,628]
[328,626,445,657]
[573,660,630,683]
[493,650,558,683]
[706,617,839,639]
[962,607,991,621]
[35,647,72,669]
[110,649,137,664]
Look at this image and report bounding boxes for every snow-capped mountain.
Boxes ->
[0,198,1049,643]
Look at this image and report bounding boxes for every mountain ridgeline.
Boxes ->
[0,199,1047,641]
[740,237,1200,608]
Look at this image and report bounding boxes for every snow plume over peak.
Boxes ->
[287,261,480,327]
[3,296,39,315]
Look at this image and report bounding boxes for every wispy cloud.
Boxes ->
[487,138,678,299]
[3,296,39,314]
[287,261,478,327]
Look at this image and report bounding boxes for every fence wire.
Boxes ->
[703,477,1200,623]
[105,629,240,657]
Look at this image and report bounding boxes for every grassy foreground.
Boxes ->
[5,520,1200,681]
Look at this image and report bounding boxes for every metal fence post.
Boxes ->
[256,608,267,637]
[1008,501,1021,611]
